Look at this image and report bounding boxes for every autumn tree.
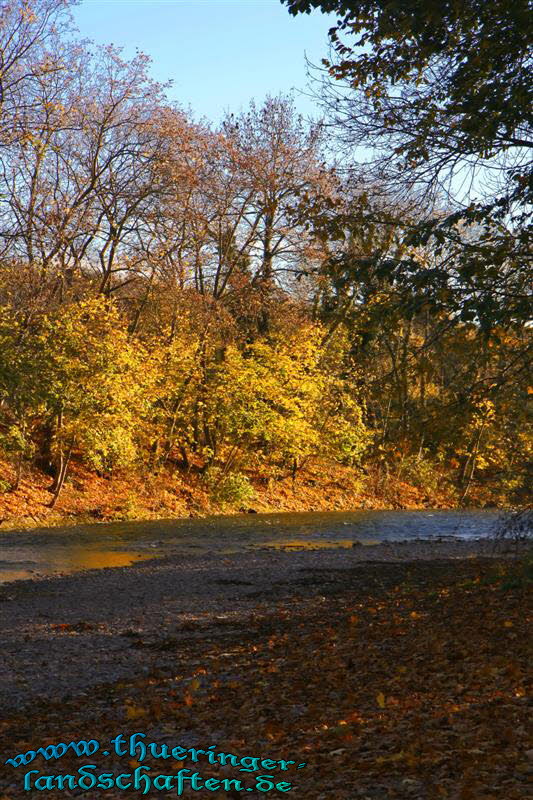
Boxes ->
[37,297,147,504]
[0,0,75,144]
[218,96,332,333]
[149,96,333,337]
[0,305,45,488]
[0,37,172,307]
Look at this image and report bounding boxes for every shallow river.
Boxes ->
[0,509,503,583]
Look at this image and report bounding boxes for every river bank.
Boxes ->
[0,541,530,799]
[0,537,526,712]
[0,456,482,533]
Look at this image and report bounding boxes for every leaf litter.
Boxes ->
[0,557,530,799]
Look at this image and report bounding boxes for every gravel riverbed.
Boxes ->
[0,537,520,712]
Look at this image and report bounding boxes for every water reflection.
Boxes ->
[258,539,379,550]
[0,547,156,581]
[63,547,151,572]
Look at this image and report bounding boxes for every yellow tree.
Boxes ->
[38,297,147,505]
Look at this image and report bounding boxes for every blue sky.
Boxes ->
[72,0,335,123]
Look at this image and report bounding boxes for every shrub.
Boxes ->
[207,470,256,507]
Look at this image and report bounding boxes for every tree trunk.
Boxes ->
[13,452,23,491]
[49,438,74,508]
[460,425,484,505]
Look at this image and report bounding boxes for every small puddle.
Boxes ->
[61,548,156,573]
[0,547,158,582]
[255,538,379,551]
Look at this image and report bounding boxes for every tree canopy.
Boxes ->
[282,0,531,176]
[282,0,532,329]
